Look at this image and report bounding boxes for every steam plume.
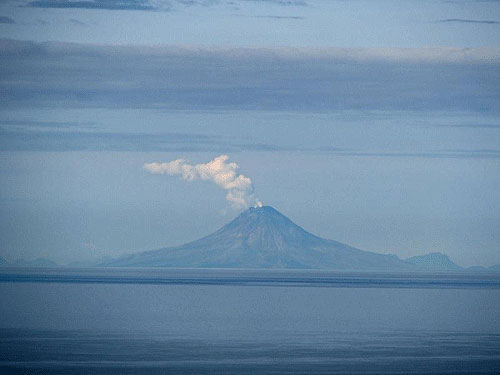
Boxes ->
[144,155,262,210]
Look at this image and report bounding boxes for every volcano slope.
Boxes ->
[102,206,416,270]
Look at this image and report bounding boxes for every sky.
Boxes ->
[0,0,499,266]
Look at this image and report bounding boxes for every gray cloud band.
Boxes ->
[24,0,306,11]
[1,39,499,112]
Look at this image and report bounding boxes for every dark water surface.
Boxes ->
[1,268,499,374]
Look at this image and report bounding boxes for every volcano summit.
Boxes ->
[103,206,417,270]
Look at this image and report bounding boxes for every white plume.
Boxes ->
[144,155,261,210]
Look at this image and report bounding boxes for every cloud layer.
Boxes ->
[1,39,499,113]
[144,155,261,209]
[24,0,306,11]
[437,18,500,24]
[26,0,164,11]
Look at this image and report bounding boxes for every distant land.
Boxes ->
[405,253,462,271]
[1,206,499,272]
[0,257,58,268]
[100,206,499,272]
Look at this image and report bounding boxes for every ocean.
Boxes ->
[1,268,499,374]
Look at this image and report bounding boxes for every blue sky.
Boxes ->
[0,0,499,266]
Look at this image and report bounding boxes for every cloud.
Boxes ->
[69,18,86,26]
[0,119,96,129]
[444,0,500,4]
[0,124,285,152]
[437,18,500,24]
[23,0,306,11]
[144,155,261,209]
[248,15,304,19]
[242,0,307,5]
[1,39,499,113]
[2,123,499,159]
[318,147,500,159]
[0,16,15,24]
[435,123,500,129]
[25,0,164,11]
[0,127,211,152]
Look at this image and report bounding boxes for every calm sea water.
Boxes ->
[1,268,499,374]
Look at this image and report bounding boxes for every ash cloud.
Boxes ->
[144,155,261,209]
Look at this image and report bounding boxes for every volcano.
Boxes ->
[102,206,415,270]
